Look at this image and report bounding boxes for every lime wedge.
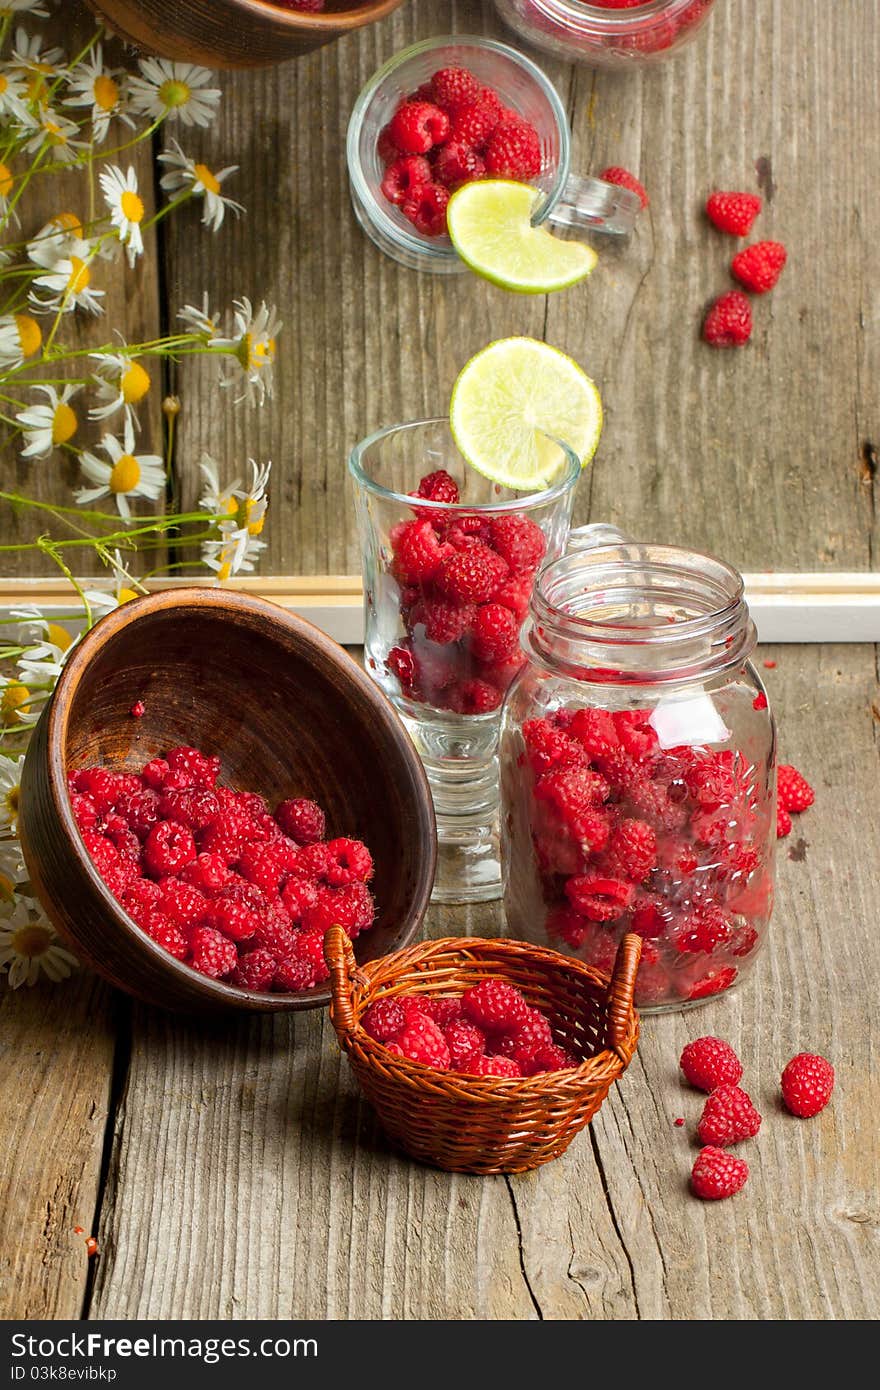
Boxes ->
[447,180,597,294]
[450,337,602,490]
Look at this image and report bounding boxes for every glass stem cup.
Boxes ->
[346,35,642,274]
[349,418,581,903]
[493,0,717,68]
[500,540,776,1012]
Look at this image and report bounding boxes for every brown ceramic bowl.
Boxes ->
[86,0,406,68]
[18,589,436,1014]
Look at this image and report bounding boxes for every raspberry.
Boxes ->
[430,65,480,112]
[417,996,463,1027]
[445,514,490,549]
[565,875,634,922]
[456,679,503,715]
[469,603,519,662]
[392,1014,450,1069]
[120,877,162,922]
[231,948,277,991]
[389,100,450,155]
[275,797,325,846]
[705,190,762,237]
[81,829,119,876]
[731,240,787,293]
[141,757,169,789]
[462,979,530,1032]
[115,787,160,838]
[143,819,196,877]
[386,644,419,695]
[391,518,448,583]
[483,118,541,179]
[157,878,208,930]
[432,140,485,191]
[466,1055,522,1078]
[443,1019,486,1071]
[438,544,509,602]
[274,956,315,991]
[630,894,672,940]
[492,571,534,622]
[294,841,333,881]
[608,818,657,882]
[675,904,732,955]
[494,1012,554,1073]
[142,911,188,961]
[729,923,759,957]
[362,997,407,1042]
[322,837,373,886]
[205,897,261,943]
[703,289,752,347]
[279,875,320,922]
[380,154,432,206]
[252,910,297,960]
[697,1084,762,1146]
[416,468,459,504]
[237,840,291,896]
[197,810,252,863]
[776,802,792,838]
[73,767,122,813]
[180,851,231,893]
[565,709,615,761]
[535,765,609,823]
[235,790,269,820]
[487,515,546,573]
[401,180,450,236]
[680,1036,743,1092]
[777,764,814,813]
[70,793,99,831]
[377,123,398,163]
[450,100,500,149]
[189,925,237,979]
[599,165,649,209]
[409,597,475,644]
[166,745,220,789]
[688,966,738,1000]
[522,719,586,776]
[690,1146,749,1201]
[303,881,375,938]
[157,787,220,832]
[780,1052,834,1118]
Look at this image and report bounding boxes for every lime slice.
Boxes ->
[450,337,602,490]
[447,180,597,294]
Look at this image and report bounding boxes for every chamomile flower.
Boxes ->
[0,66,31,123]
[17,637,69,684]
[201,528,265,582]
[99,164,146,267]
[27,211,84,268]
[128,57,221,129]
[21,108,84,164]
[16,384,79,459]
[198,452,240,522]
[214,298,281,406]
[158,139,242,232]
[63,45,131,144]
[0,898,78,988]
[75,417,164,521]
[7,606,75,656]
[0,2,50,19]
[0,675,34,727]
[82,551,143,617]
[0,754,25,832]
[10,27,63,102]
[30,237,103,315]
[0,840,27,904]
[89,348,152,427]
[0,312,41,368]
[0,161,15,221]
[178,293,218,338]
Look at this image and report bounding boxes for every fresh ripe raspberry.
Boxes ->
[443,1019,486,1071]
[81,829,120,876]
[673,905,731,954]
[189,925,237,979]
[565,875,634,922]
[462,979,530,1032]
[411,996,460,1027]
[157,878,208,930]
[697,1084,762,1146]
[781,1052,834,1118]
[776,801,792,838]
[166,745,220,789]
[142,911,188,960]
[494,1012,554,1073]
[705,190,762,236]
[235,790,269,820]
[731,240,787,293]
[73,767,121,813]
[680,1036,743,1091]
[303,881,375,938]
[450,99,501,149]
[279,875,320,923]
[630,894,672,940]
[777,764,814,813]
[416,468,460,504]
[457,679,505,715]
[432,140,486,191]
[362,997,407,1042]
[545,905,591,949]
[483,118,542,179]
[409,596,475,644]
[612,709,657,760]
[391,518,449,583]
[729,923,759,957]
[608,818,657,882]
[144,819,196,877]
[274,956,316,991]
[438,544,509,603]
[599,165,649,209]
[386,645,420,694]
[114,787,161,839]
[430,65,480,111]
[377,123,398,163]
[321,837,373,886]
[275,797,326,845]
[380,154,432,205]
[198,809,255,863]
[445,514,490,549]
[157,787,220,832]
[120,877,163,922]
[141,757,169,789]
[293,841,333,881]
[466,1055,522,1078]
[180,851,232,893]
[231,948,277,992]
[70,793,99,831]
[392,1014,451,1069]
[388,100,450,155]
[569,707,619,759]
[703,289,752,347]
[690,1146,749,1200]
[237,840,290,896]
[401,181,449,236]
[252,908,297,960]
[522,718,587,776]
[469,603,519,662]
[205,897,261,943]
[688,966,738,1000]
[492,570,534,622]
[487,515,546,574]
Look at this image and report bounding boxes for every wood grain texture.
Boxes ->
[87,644,880,1320]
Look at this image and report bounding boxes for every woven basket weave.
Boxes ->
[325,927,642,1175]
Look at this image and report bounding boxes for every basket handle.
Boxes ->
[324,924,367,1036]
[607,933,642,1058]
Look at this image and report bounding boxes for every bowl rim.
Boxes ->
[41,587,436,1012]
[197,0,404,31]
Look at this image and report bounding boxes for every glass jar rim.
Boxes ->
[523,0,705,27]
[348,416,582,512]
[345,35,572,268]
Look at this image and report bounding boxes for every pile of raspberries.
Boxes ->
[384,467,543,715]
[377,64,543,237]
[518,707,774,1008]
[702,191,787,347]
[69,746,376,992]
[362,978,575,1077]
[681,1035,834,1199]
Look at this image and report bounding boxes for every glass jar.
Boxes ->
[346,35,642,274]
[500,536,775,1012]
[493,0,717,68]
[349,418,581,904]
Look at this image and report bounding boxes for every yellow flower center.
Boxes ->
[46,622,73,652]
[110,454,141,494]
[0,871,14,903]
[242,334,276,372]
[67,257,91,295]
[4,784,20,819]
[117,586,139,605]
[120,189,144,224]
[11,924,52,959]
[26,74,49,106]
[0,163,12,198]
[194,162,221,196]
[45,120,68,148]
[245,498,265,536]
[55,211,83,236]
[217,560,232,583]
[158,78,191,110]
[1,683,30,723]
[121,360,150,404]
[15,314,41,359]
[52,401,77,446]
[0,75,7,96]
[93,74,119,113]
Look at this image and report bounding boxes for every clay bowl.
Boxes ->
[85,0,406,69]
[18,589,436,1014]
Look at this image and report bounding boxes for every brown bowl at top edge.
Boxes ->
[85,0,408,68]
[18,587,436,1014]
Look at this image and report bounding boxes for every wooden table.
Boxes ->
[2,0,879,1321]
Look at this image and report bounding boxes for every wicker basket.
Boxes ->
[325,927,642,1174]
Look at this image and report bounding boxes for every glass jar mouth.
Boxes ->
[346,34,571,267]
[526,0,702,27]
[348,417,582,512]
